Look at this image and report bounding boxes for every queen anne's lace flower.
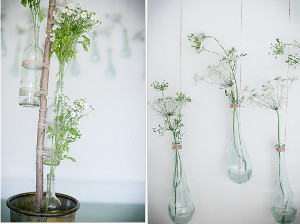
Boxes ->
[244,76,297,111]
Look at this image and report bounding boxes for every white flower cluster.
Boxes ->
[151,97,181,118]
[49,2,100,42]
[68,98,90,119]
[244,76,297,111]
[194,61,234,89]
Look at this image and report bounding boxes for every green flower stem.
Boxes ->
[173,149,182,217]
[275,109,286,211]
[232,108,247,170]
[207,36,240,102]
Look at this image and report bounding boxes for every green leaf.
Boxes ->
[67,157,76,162]
[21,0,27,7]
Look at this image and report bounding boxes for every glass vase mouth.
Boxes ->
[172,141,182,146]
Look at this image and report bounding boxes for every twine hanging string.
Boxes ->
[171,0,183,151]
[179,0,183,92]
[239,0,243,94]
[284,0,291,142]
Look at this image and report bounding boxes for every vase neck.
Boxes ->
[55,81,64,94]
[173,149,184,182]
[30,25,39,48]
[46,173,56,197]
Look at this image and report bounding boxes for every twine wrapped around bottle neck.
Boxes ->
[22,60,50,69]
[19,87,48,96]
[275,147,285,152]
[172,145,182,150]
[230,103,240,108]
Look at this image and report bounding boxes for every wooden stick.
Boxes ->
[35,0,56,212]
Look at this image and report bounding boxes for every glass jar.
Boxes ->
[168,142,195,224]
[41,173,61,213]
[19,25,43,108]
[271,144,297,223]
[227,104,252,184]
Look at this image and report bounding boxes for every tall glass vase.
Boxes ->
[227,104,252,184]
[168,142,195,224]
[43,81,64,166]
[271,145,297,224]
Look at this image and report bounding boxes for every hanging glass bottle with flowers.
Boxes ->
[151,81,195,224]
[245,76,297,223]
[188,32,252,184]
[19,0,45,107]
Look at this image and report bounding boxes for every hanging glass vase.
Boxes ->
[168,142,195,224]
[271,144,297,224]
[106,49,116,78]
[1,28,7,57]
[41,173,62,213]
[227,104,252,184]
[71,57,80,76]
[121,29,131,58]
[19,25,44,108]
[90,41,101,62]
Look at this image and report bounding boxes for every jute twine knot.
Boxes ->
[172,145,182,149]
[275,147,285,152]
[55,2,67,7]
[230,103,240,108]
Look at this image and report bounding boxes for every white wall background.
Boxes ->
[1,0,145,204]
[148,0,300,223]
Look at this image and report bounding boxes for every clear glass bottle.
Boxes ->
[90,40,101,62]
[271,144,297,224]
[42,173,61,213]
[43,81,64,166]
[168,142,195,224]
[106,49,116,78]
[121,29,131,58]
[19,25,43,107]
[71,57,80,76]
[1,28,7,57]
[227,105,252,184]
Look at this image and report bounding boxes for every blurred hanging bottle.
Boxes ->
[227,104,252,184]
[41,173,61,213]
[71,57,80,76]
[19,25,44,107]
[1,28,7,57]
[121,29,131,58]
[168,142,195,224]
[90,41,101,62]
[271,145,297,224]
[106,49,116,78]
